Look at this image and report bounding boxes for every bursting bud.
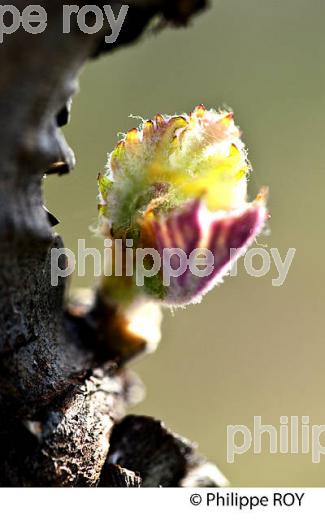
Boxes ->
[98,105,268,306]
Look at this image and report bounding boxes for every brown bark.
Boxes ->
[0,0,226,487]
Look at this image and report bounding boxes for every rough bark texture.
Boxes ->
[0,0,227,487]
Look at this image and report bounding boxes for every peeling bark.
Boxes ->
[0,0,227,487]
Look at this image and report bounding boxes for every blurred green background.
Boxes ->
[45,0,325,486]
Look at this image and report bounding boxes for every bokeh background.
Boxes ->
[45,0,325,486]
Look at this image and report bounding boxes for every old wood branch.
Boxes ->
[0,0,226,488]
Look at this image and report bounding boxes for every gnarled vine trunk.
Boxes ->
[0,0,227,487]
